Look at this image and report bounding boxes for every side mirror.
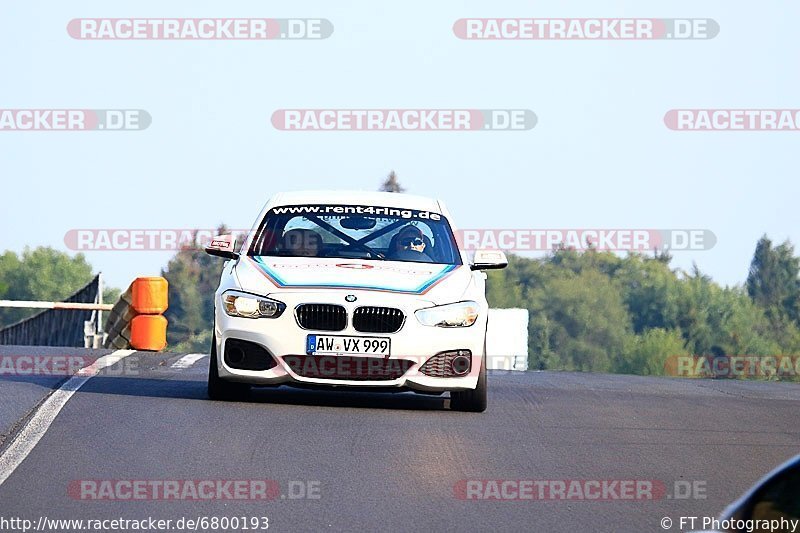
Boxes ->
[205,234,239,260]
[722,455,800,527]
[470,249,508,270]
[690,455,800,532]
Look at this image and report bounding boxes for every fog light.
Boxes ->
[451,354,471,376]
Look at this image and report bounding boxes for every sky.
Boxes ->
[2,1,799,290]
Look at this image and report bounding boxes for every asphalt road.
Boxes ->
[1,345,799,532]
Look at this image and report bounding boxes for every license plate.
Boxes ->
[306,335,390,356]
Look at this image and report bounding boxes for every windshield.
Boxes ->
[248,204,462,265]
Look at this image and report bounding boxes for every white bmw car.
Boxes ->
[205,191,507,411]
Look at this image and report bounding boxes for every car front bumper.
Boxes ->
[214,291,486,392]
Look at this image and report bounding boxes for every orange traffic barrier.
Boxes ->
[105,276,169,351]
[130,314,168,351]
[131,277,169,315]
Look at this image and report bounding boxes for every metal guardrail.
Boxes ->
[0,274,105,348]
[0,301,113,311]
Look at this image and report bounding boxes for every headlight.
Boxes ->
[222,291,285,319]
[415,301,479,327]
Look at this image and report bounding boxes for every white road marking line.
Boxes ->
[170,353,208,369]
[0,349,136,487]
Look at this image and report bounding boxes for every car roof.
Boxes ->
[269,190,444,214]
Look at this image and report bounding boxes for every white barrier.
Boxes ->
[486,308,529,371]
[0,301,113,311]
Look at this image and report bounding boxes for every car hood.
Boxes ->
[234,256,473,303]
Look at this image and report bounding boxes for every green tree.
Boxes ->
[161,227,228,349]
[673,265,719,355]
[746,236,800,325]
[0,251,20,298]
[379,170,405,192]
[619,328,688,376]
[485,243,800,376]
[616,255,681,334]
[529,268,632,372]
[103,286,122,306]
[485,260,523,308]
[716,287,787,356]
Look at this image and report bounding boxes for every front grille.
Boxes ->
[283,355,414,381]
[419,350,472,377]
[352,306,405,333]
[295,304,347,331]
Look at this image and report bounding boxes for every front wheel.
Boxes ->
[450,355,487,412]
[208,334,250,401]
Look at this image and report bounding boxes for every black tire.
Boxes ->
[450,354,487,412]
[208,334,250,401]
